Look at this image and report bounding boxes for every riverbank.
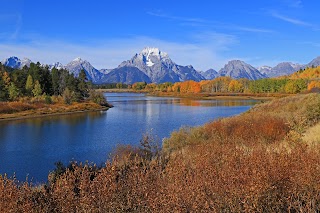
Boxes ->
[98,88,289,100]
[0,101,109,121]
[148,91,288,100]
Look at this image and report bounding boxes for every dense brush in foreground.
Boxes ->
[1,93,320,212]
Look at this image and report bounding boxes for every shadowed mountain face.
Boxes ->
[1,57,32,69]
[201,69,219,80]
[98,66,151,85]
[219,60,266,80]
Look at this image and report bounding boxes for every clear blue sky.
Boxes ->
[1,0,319,70]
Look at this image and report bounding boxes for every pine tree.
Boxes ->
[77,69,88,98]
[0,75,8,101]
[51,68,60,95]
[32,80,42,97]
[25,74,34,96]
[8,83,19,100]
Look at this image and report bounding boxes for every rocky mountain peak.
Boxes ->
[49,62,64,70]
[1,56,32,69]
[72,57,84,63]
[201,69,218,80]
[65,58,103,82]
[140,47,168,58]
[306,56,320,68]
[138,47,170,67]
[219,60,265,80]
[117,47,203,83]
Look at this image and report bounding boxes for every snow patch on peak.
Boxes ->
[141,47,160,55]
[49,62,64,70]
[141,47,169,58]
[145,48,155,67]
[73,57,83,62]
[258,65,272,70]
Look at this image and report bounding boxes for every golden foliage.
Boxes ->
[308,80,320,91]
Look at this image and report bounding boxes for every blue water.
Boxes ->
[0,93,259,182]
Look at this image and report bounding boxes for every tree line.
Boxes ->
[130,77,310,94]
[0,62,89,103]
[131,66,320,94]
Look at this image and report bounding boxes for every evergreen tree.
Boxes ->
[2,72,10,88]
[11,69,27,95]
[8,83,20,100]
[32,80,42,97]
[41,66,52,95]
[58,69,69,95]
[77,69,88,98]
[0,74,8,101]
[51,68,60,95]
[25,74,34,96]
[28,62,52,95]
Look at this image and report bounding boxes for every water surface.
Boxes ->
[0,93,259,182]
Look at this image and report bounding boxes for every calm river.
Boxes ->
[0,93,259,182]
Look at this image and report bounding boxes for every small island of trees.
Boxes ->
[0,62,109,119]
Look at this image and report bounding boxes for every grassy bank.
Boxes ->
[1,93,320,212]
[148,91,289,100]
[0,99,110,121]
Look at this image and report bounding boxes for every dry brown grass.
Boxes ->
[303,122,320,145]
[0,100,108,121]
[0,101,38,114]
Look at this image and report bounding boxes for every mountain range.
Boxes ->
[2,48,320,84]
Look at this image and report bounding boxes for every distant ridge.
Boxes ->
[2,53,320,83]
[219,60,266,80]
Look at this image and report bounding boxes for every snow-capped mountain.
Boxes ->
[64,57,103,82]
[99,69,112,75]
[219,60,266,80]
[201,69,219,80]
[1,56,32,69]
[49,62,64,70]
[257,66,272,75]
[117,47,204,83]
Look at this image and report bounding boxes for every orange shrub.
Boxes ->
[204,115,290,144]
[0,102,36,114]
[308,80,320,91]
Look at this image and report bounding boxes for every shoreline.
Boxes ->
[99,89,289,100]
[147,92,290,101]
[0,103,109,122]
[0,108,109,122]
